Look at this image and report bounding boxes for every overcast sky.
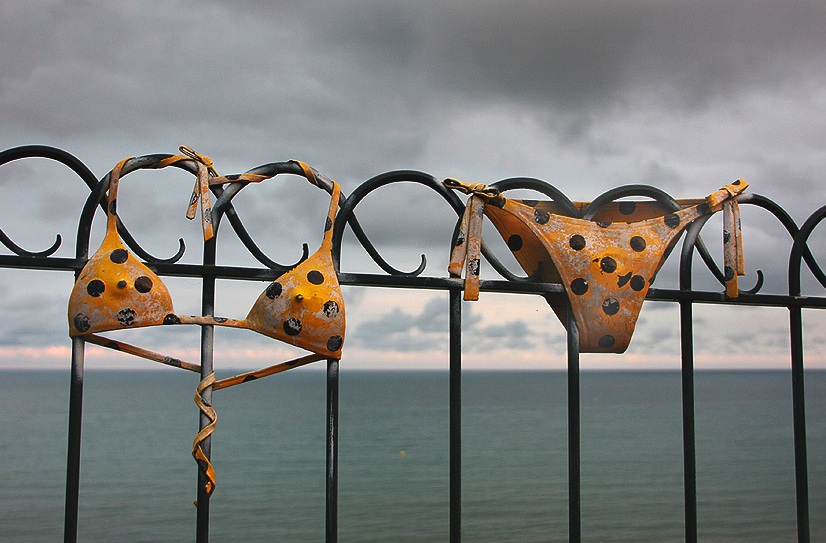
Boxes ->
[2,0,826,372]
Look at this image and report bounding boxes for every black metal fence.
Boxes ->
[1,145,823,543]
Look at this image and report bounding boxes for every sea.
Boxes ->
[1,369,823,543]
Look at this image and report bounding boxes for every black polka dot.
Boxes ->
[723,230,731,243]
[87,279,105,297]
[600,257,617,274]
[266,282,283,299]
[110,249,128,264]
[732,179,741,185]
[698,203,711,215]
[323,300,339,318]
[507,234,523,251]
[468,258,480,276]
[307,270,325,285]
[630,236,646,252]
[570,278,589,295]
[242,374,258,383]
[597,221,612,228]
[325,217,333,232]
[602,298,620,316]
[454,231,465,247]
[724,266,735,281]
[619,201,636,215]
[630,275,646,291]
[283,318,302,336]
[599,335,616,349]
[109,200,117,215]
[134,276,153,293]
[327,335,343,351]
[664,214,680,228]
[117,280,127,289]
[533,209,550,225]
[213,316,228,323]
[522,199,538,207]
[617,272,632,288]
[164,314,181,325]
[74,313,91,332]
[117,308,137,327]
[569,234,586,251]
[164,357,182,368]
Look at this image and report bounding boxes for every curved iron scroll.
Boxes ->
[1,145,825,299]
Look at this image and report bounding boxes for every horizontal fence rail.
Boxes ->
[1,145,824,543]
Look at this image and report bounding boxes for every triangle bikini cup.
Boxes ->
[444,178,747,353]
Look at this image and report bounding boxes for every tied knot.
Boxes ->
[443,178,501,201]
[179,145,218,177]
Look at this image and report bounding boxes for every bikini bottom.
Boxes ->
[445,179,747,353]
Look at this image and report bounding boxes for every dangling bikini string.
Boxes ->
[444,179,504,301]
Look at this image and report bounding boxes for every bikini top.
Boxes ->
[444,178,747,353]
[68,152,345,360]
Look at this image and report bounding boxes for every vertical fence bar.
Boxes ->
[680,299,698,543]
[567,307,581,543]
[63,337,85,543]
[195,323,215,543]
[326,359,340,543]
[449,288,462,543]
[679,216,707,543]
[196,240,217,543]
[787,210,820,543]
[789,306,810,543]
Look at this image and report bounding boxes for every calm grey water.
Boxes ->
[1,369,823,542]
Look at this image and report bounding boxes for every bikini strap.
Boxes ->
[291,160,342,250]
[104,156,133,240]
[705,178,748,210]
[107,152,209,237]
[445,178,488,300]
[192,372,217,501]
[707,179,748,298]
[179,146,272,240]
[105,150,219,241]
[444,178,504,204]
[177,146,218,240]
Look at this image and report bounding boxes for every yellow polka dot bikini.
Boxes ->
[444,178,747,353]
[68,149,345,497]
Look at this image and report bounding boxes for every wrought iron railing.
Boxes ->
[0,145,823,543]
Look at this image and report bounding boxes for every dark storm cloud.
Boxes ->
[4,0,825,197]
[5,1,823,158]
[0,1,440,180]
[265,1,826,118]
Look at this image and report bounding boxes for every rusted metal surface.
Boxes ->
[445,178,747,352]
